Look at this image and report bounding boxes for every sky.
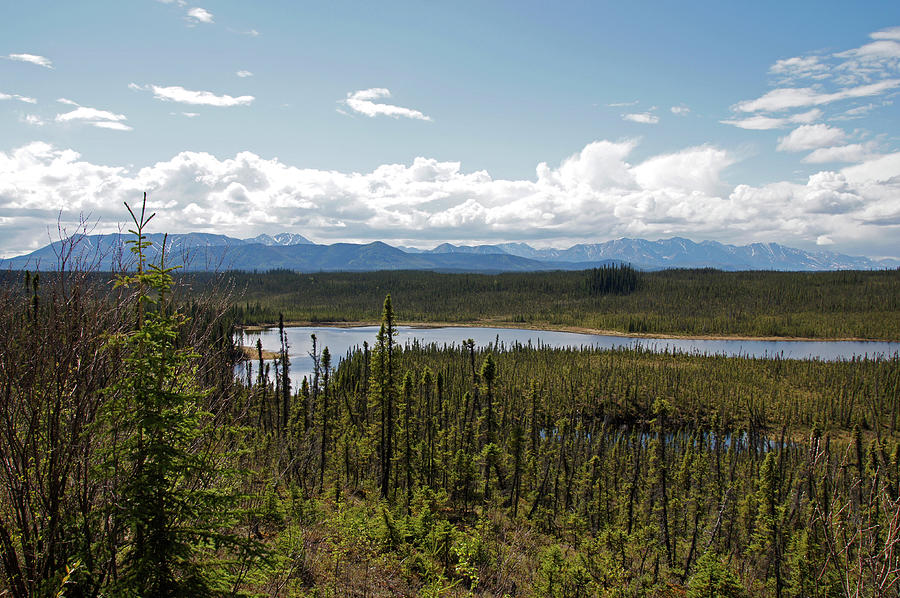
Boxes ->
[2,1,900,259]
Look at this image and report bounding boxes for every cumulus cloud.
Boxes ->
[622,112,659,124]
[54,99,132,131]
[537,140,638,190]
[800,171,865,214]
[342,88,431,121]
[236,70,253,77]
[130,83,254,106]
[670,105,690,115]
[186,7,214,23]
[4,53,52,68]
[632,146,734,195]
[0,92,37,104]
[777,124,846,152]
[2,139,899,258]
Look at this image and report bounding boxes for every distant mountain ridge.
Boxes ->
[2,232,897,272]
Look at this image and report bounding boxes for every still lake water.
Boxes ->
[237,325,900,388]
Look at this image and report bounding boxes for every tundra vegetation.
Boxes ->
[2,219,900,596]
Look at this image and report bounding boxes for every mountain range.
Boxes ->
[2,232,897,272]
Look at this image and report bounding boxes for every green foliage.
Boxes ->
[7,234,900,596]
[687,551,747,598]
[174,267,900,339]
[533,544,591,597]
[101,198,261,596]
[585,264,640,296]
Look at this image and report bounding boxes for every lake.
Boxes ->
[237,325,900,388]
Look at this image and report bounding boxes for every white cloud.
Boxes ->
[670,105,690,115]
[56,106,128,124]
[632,146,734,195]
[131,83,254,106]
[2,139,899,258]
[765,27,900,89]
[799,171,865,214]
[834,101,890,120]
[342,88,431,121]
[838,39,900,60]
[537,140,637,190]
[53,99,131,131]
[754,26,900,128]
[842,152,900,184]
[186,7,214,23]
[777,124,846,152]
[871,26,900,41]
[607,100,639,107]
[769,55,829,81]
[727,29,900,135]
[236,70,253,77]
[720,108,822,130]
[92,121,133,131]
[802,144,873,164]
[22,114,44,126]
[0,92,37,104]
[5,53,53,68]
[622,112,659,124]
[734,79,900,113]
[4,137,898,257]
[833,32,900,85]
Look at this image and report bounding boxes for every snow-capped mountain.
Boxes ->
[245,233,313,246]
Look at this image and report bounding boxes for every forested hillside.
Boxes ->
[213,267,900,340]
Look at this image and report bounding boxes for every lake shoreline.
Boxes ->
[237,320,894,344]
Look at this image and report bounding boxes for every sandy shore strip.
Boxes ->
[235,320,887,343]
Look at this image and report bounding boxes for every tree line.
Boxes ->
[197,267,900,339]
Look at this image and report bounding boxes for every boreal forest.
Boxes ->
[2,209,900,597]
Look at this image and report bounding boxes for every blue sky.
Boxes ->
[2,1,900,259]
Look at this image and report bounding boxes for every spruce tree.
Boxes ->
[319,346,331,492]
[371,295,397,500]
[103,196,258,597]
